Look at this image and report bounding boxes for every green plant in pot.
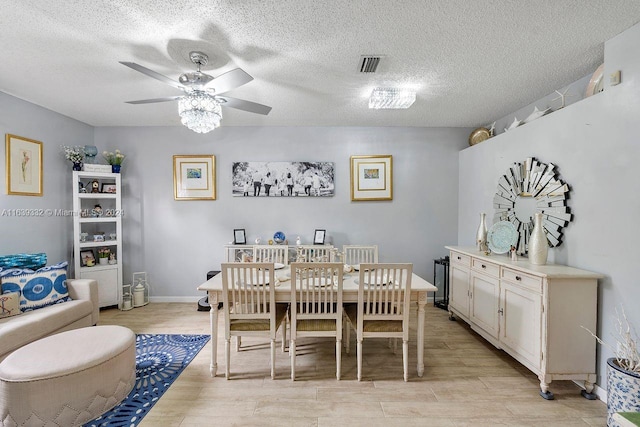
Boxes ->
[584,306,640,426]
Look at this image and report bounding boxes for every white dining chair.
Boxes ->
[253,245,289,265]
[345,263,413,381]
[342,245,379,266]
[289,262,344,380]
[294,245,333,263]
[221,262,288,379]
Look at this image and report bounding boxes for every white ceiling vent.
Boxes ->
[359,55,384,73]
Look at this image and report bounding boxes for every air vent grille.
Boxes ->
[359,55,383,73]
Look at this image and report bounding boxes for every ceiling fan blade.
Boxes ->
[208,68,254,94]
[120,61,184,90]
[217,96,272,115]
[125,96,182,104]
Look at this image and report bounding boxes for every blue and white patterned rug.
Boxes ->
[85,334,210,427]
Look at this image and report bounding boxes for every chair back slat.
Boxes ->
[221,262,275,320]
[291,262,343,321]
[343,245,379,266]
[294,245,334,263]
[358,263,412,322]
[253,245,289,264]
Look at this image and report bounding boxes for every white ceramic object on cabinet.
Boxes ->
[528,213,548,265]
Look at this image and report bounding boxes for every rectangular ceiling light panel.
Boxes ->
[369,88,416,109]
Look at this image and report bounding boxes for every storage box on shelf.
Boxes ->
[445,246,603,400]
[72,171,122,308]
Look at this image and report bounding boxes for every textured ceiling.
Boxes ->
[1,1,640,129]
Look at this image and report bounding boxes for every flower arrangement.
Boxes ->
[97,247,111,259]
[583,305,640,373]
[103,149,126,166]
[61,145,85,164]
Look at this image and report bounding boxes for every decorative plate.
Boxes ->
[487,221,518,254]
[468,127,491,146]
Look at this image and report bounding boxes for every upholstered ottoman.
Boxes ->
[0,325,136,427]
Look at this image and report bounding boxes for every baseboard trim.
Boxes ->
[149,296,201,303]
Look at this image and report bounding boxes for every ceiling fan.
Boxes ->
[120,51,271,133]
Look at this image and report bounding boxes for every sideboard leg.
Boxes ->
[539,379,554,400]
[581,380,597,400]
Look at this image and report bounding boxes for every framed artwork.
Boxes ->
[80,250,95,267]
[173,155,216,200]
[231,161,335,197]
[350,155,393,201]
[5,134,43,196]
[233,229,246,245]
[314,229,326,245]
[101,183,117,194]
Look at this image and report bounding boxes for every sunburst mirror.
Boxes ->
[493,157,572,255]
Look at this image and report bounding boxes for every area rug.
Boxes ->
[85,333,210,427]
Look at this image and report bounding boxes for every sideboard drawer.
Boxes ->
[450,251,471,267]
[471,258,500,278]
[502,268,543,293]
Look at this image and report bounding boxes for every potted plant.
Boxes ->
[584,306,640,426]
[62,145,85,171]
[103,149,126,173]
[97,247,111,265]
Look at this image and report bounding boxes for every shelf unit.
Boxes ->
[72,171,122,308]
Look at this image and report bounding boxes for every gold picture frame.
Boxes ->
[350,155,393,201]
[173,155,216,200]
[5,134,43,196]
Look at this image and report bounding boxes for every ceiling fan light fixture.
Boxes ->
[178,91,222,133]
[369,87,416,109]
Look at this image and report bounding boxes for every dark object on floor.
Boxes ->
[433,256,450,310]
[198,270,221,311]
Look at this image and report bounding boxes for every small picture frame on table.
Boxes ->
[101,183,117,194]
[234,229,246,244]
[313,229,326,245]
[80,250,95,267]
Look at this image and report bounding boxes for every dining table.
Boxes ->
[197,264,438,378]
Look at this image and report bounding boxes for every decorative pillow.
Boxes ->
[0,291,21,318]
[0,261,71,312]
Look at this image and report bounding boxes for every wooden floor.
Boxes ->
[99,303,607,426]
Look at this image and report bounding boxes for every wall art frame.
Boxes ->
[493,157,572,255]
[350,155,393,201]
[233,229,246,245]
[232,161,335,197]
[5,134,43,196]
[173,155,216,201]
[313,229,326,245]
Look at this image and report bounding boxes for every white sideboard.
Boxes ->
[445,246,603,400]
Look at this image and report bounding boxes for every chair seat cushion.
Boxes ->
[296,318,336,331]
[344,304,402,332]
[230,303,287,331]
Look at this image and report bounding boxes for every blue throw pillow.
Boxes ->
[0,261,71,312]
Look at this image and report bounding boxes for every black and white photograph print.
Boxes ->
[232,161,335,197]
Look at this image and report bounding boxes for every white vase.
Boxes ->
[528,212,548,265]
[476,213,488,251]
[99,257,108,265]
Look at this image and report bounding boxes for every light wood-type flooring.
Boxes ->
[99,302,607,426]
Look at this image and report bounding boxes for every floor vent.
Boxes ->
[359,55,383,73]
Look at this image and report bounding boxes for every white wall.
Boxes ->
[457,22,640,387]
[94,125,468,301]
[0,93,94,262]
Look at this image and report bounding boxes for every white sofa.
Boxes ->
[0,279,99,362]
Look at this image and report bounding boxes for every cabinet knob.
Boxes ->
[481,264,486,269]
[498,308,504,315]
[457,256,461,260]
[515,276,522,281]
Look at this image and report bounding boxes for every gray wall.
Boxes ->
[457,22,640,388]
[94,126,468,300]
[0,92,94,262]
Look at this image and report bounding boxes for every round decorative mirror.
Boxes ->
[493,157,572,255]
